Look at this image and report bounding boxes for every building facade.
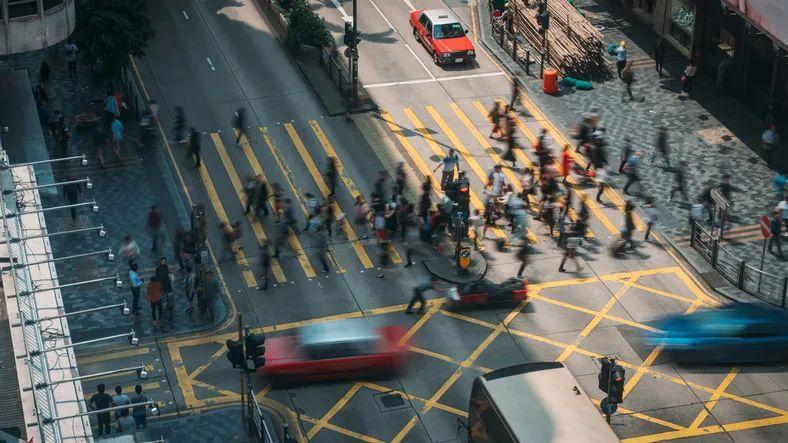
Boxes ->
[624,0,787,134]
[1,0,75,55]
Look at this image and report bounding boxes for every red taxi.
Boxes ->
[258,318,408,382]
[410,9,476,65]
[447,277,528,309]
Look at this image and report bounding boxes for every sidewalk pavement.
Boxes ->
[477,0,786,283]
[0,45,225,343]
[134,408,257,443]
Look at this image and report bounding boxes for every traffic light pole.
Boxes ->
[351,0,359,108]
[238,313,245,422]
[539,0,547,79]
[605,357,614,423]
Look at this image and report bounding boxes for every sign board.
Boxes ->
[458,246,472,270]
[710,188,730,212]
[761,215,772,239]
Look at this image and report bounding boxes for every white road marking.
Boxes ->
[182,10,189,20]
[401,0,416,11]
[367,0,435,80]
[364,71,505,88]
[329,0,349,20]
[206,57,215,71]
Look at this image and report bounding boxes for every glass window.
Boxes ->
[8,0,39,18]
[668,0,696,49]
[433,22,465,39]
[419,13,429,27]
[43,0,64,11]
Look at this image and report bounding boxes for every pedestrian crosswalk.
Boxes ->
[190,99,637,288]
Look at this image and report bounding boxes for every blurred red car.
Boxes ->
[448,278,528,309]
[410,9,475,65]
[258,318,408,382]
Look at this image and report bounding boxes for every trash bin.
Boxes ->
[542,68,558,95]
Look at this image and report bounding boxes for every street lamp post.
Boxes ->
[351,0,359,108]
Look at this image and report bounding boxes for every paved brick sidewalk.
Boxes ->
[0,46,225,342]
[477,0,786,281]
[135,408,256,443]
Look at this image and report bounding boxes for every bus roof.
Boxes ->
[480,362,620,443]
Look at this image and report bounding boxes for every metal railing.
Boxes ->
[489,6,535,76]
[318,46,351,99]
[248,388,276,443]
[690,221,787,307]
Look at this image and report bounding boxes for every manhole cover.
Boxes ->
[372,391,410,412]
[699,114,709,121]
[721,135,732,141]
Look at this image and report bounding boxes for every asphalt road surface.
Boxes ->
[74,0,788,442]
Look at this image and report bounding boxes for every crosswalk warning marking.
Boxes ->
[234,130,316,279]
[211,133,287,283]
[309,120,402,264]
[283,123,374,269]
[196,151,259,288]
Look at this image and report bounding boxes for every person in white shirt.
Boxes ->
[488,164,506,197]
[643,199,658,241]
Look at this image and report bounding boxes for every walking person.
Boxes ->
[184,265,196,315]
[110,116,124,159]
[272,217,289,258]
[502,112,517,167]
[560,144,572,183]
[243,174,259,214]
[682,60,698,96]
[189,127,201,167]
[621,61,635,101]
[405,277,436,315]
[509,81,521,111]
[615,41,627,78]
[130,385,148,429]
[618,137,633,174]
[403,202,418,267]
[434,148,460,190]
[40,60,51,94]
[669,161,689,202]
[258,242,272,290]
[779,195,788,233]
[614,201,637,254]
[558,235,583,273]
[652,126,670,167]
[103,89,120,130]
[326,156,338,196]
[63,174,82,221]
[596,166,609,203]
[488,102,503,139]
[395,162,407,197]
[129,264,143,315]
[233,108,247,146]
[643,198,658,241]
[155,257,172,299]
[516,242,530,278]
[89,384,113,436]
[623,151,642,195]
[354,195,371,238]
[254,176,270,218]
[65,40,79,78]
[147,205,163,252]
[654,37,666,76]
[768,211,784,258]
[376,240,390,279]
[118,236,140,268]
[173,107,186,143]
[313,230,331,274]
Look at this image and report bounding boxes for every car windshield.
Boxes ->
[433,22,464,39]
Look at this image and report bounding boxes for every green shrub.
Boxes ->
[285,0,334,50]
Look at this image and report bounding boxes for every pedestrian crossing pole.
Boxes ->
[351,0,359,108]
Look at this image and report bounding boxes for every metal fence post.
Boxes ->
[737,260,746,289]
[782,277,788,308]
[690,221,697,248]
[711,239,719,267]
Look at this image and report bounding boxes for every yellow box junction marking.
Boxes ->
[283,123,374,269]
[689,366,740,429]
[211,133,289,283]
[235,130,316,278]
[307,383,363,439]
[259,126,345,273]
[195,149,258,288]
[308,119,402,264]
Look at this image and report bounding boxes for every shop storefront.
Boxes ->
[665,0,696,51]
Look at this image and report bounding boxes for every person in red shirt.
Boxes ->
[146,276,163,328]
[561,144,573,184]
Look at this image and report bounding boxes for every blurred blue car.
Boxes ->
[649,303,788,363]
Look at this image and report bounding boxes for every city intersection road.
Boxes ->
[73,0,788,442]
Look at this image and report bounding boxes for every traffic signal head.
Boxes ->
[225,339,244,369]
[344,21,353,46]
[598,357,612,393]
[608,365,626,403]
[245,333,266,371]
